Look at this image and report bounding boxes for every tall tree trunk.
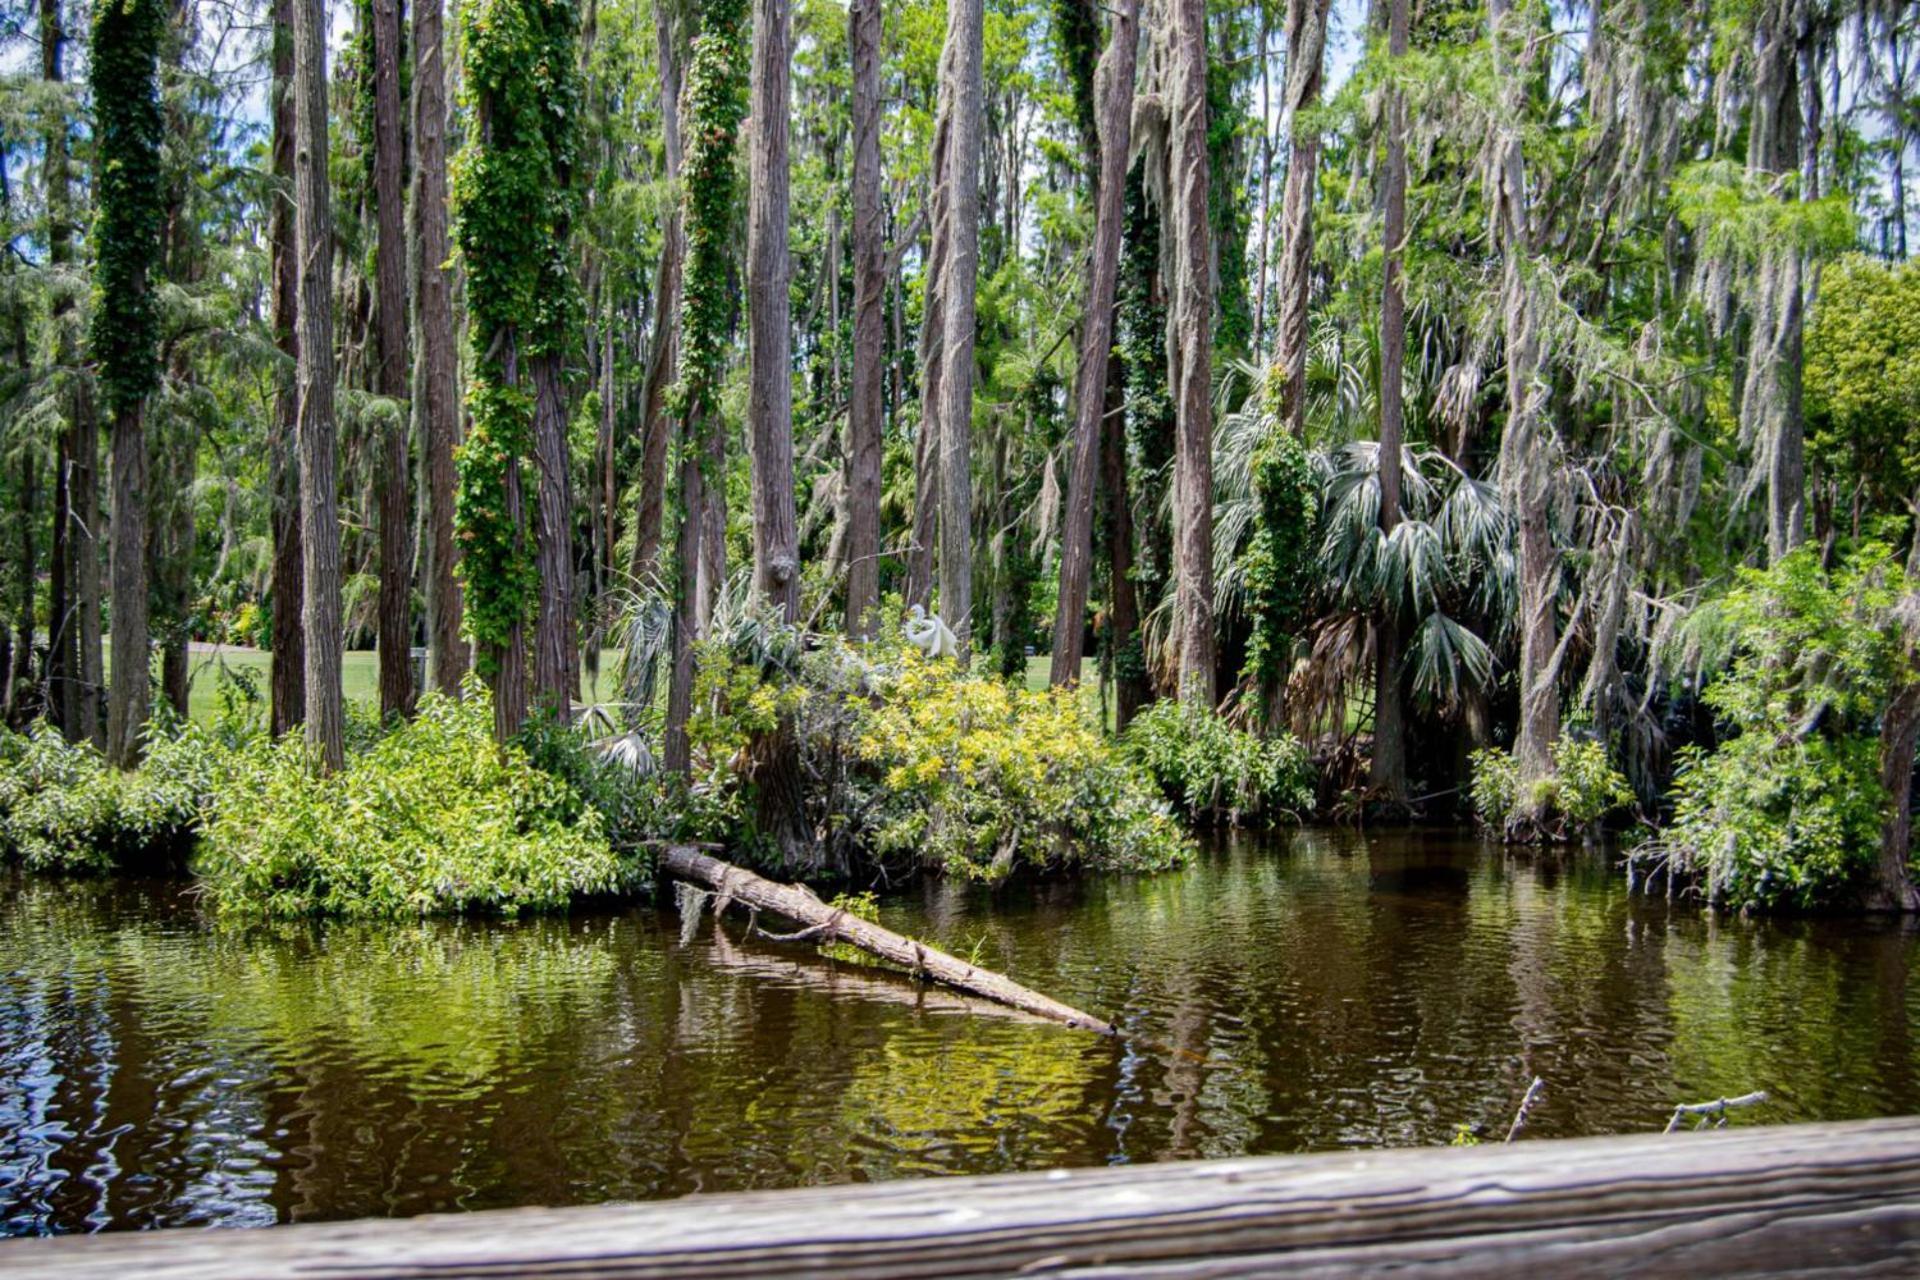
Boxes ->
[1746,0,1807,563]
[1274,0,1330,439]
[1490,0,1554,837]
[1103,355,1146,730]
[531,350,575,716]
[747,0,799,622]
[413,0,464,695]
[1169,0,1215,707]
[1251,4,1273,358]
[371,0,414,717]
[1371,0,1409,802]
[629,0,685,587]
[11,454,37,726]
[269,0,305,735]
[936,0,984,653]
[294,0,344,772]
[41,0,85,740]
[93,0,164,768]
[1051,0,1140,687]
[1871,673,1920,911]
[909,35,957,614]
[844,0,884,639]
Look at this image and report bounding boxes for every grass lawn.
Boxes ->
[115,646,627,725]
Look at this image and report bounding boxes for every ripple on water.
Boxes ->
[4,834,1920,1233]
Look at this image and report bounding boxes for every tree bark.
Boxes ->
[663,432,704,773]
[1051,0,1140,687]
[747,0,799,623]
[909,32,957,614]
[11,453,37,726]
[41,0,87,741]
[1274,0,1330,439]
[1490,0,1554,836]
[268,0,305,736]
[369,0,414,718]
[1169,0,1215,707]
[294,0,344,772]
[1104,356,1147,731]
[1371,0,1409,802]
[844,0,884,639]
[532,350,576,717]
[1871,677,1920,912]
[937,0,984,655]
[413,0,465,696]
[629,0,684,588]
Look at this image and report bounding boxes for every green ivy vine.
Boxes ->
[672,0,749,427]
[450,0,581,674]
[89,0,166,420]
[1240,379,1318,692]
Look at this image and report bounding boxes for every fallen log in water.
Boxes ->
[11,1118,1920,1277]
[659,844,1116,1037]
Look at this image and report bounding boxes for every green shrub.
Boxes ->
[689,625,1193,881]
[1468,746,1518,825]
[1633,547,1909,911]
[194,688,638,919]
[1468,739,1630,833]
[0,722,214,872]
[1123,701,1315,826]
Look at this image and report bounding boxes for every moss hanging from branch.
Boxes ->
[450,0,581,677]
[90,0,166,420]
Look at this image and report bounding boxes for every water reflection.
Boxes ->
[3,828,1917,1234]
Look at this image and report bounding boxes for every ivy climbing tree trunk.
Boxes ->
[413,0,464,695]
[268,0,304,737]
[1274,0,1329,440]
[371,0,414,718]
[91,0,164,769]
[908,28,957,614]
[1051,0,1140,688]
[936,0,984,654]
[844,0,884,639]
[1371,0,1409,803]
[747,0,799,623]
[1170,0,1216,707]
[294,0,344,772]
[663,0,749,771]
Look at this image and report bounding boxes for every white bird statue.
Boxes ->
[906,603,959,661]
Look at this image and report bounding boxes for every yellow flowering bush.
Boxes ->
[854,647,1191,879]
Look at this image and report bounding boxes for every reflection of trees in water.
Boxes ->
[5,848,1920,1233]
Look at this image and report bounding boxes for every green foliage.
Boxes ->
[451,0,582,674]
[1805,255,1920,522]
[673,0,750,424]
[1470,739,1630,831]
[687,621,1192,880]
[1123,701,1315,827]
[195,687,637,920]
[1241,406,1318,692]
[0,722,211,872]
[89,0,167,417]
[1637,547,1911,911]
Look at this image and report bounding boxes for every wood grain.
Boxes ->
[9,1117,1920,1277]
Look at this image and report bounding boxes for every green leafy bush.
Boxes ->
[688,621,1193,881]
[1634,547,1910,911]
[0,722,214,872]
[1469,739,1630,833]
[1123,701,1315,826]
[194,688,638,919]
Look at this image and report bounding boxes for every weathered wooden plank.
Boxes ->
[8,1117,1920,1278]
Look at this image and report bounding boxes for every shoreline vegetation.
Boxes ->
[0,0,1915,924]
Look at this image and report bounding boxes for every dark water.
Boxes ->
[4,829,1918,1235]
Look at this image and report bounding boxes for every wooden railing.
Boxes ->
[8,1117,1920,1277]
